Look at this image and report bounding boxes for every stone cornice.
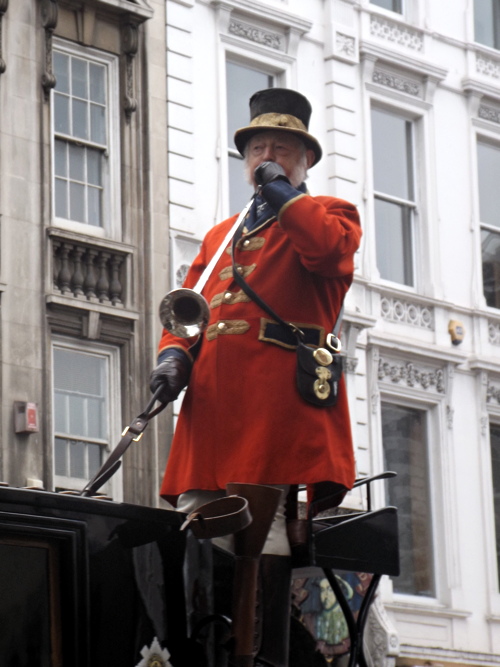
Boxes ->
[360,40,448,83]
[210,0,312,35]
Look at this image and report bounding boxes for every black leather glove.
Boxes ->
[149,355,191,403]
[254,161,290,187]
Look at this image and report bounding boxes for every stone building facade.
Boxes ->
[0,0,172,506]
[4,0,500,665]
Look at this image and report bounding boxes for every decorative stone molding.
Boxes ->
[380,296,434,330]
[479,104,500,124]
[373,68,421,96]
[40,0,58,100]
[122,21,139,119]
[487,380,500,405]
[477,54,500,80]
[364,595,399,667]
[370,15,423,52]
[336,32,355,56]
[488,320,500,345]
[378,357,445,394]
[342,312,377,375]
[334,31,356,62]
[229,18,284,50]
[0,0,8,75]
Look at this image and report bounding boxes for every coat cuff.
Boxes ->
[157,347,193,365]
[260,180,306,216]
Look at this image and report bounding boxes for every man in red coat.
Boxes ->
[150,88,362,667]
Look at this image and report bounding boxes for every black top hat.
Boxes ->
[234,88,322,165]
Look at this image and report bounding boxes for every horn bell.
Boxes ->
[159,288,210,338]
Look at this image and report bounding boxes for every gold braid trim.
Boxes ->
[210,290,251,308]
[219,263,256,281]
[206,320,251,341]
[226,236,266,253]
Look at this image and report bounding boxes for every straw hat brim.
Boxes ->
[234,113,322,166]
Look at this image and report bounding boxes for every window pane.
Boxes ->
[54,392,68,433]
[90,104,106,145]
[54,94,70,135]
[72,57,88,99]
[372,108,413,201]
[54,140,67,177]
[226,62,273,151]
[87,187,101,227]
[87,397,104,439]
[490,424,500,588]
[478,141,500,227]
[371,0,402,11]
[375,198,414,285]
[482,230,500,307]
[382,403,435,597]
[69,144,85,182]
[72,99,88,140]
[55,178,68,218]
[88,444,102,479]
[70,182,85,222]
[474,0,500,48]
[54,52,70,94]
[54,438,68,476]
[70,441,85,478]
[87,149,101,186]
[68,394,85,437]
[229,154,254,215]
[89,63,106,104]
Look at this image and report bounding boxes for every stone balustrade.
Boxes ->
[51,235,130,307]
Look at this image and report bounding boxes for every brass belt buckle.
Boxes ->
[326,333,341,353]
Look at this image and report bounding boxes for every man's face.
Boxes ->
[245,131,315,188]
[319,579,336,611]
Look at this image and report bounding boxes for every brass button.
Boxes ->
[217,322,227,331]
[313,347,334,366]
[243,239,251,247]
[236,266,244,274]
[224,292,233,302]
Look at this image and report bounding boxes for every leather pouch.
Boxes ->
[296,342,343,408]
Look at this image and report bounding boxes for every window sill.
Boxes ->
[386,598,471,619]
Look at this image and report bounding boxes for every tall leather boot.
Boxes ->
[226,483,282,667]
[255,554,292,667]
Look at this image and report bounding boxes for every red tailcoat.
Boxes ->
[158,193,362,507]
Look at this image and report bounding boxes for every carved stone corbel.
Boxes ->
[0,0,9,75]
[122,21,139,120]
[40,0,58,100]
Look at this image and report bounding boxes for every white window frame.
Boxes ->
[479,387,500,617]
[474,0,500,50]
[369,101,421,291]
[474,131,500,310]
[370,359,452,610]
[219,42,291,220]
[51,39,121,240]
[225,57,278,215]
[369,0,404,16]
[51,337,122,501]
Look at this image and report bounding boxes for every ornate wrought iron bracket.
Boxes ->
[0,0,9,75]
[122,21,138,120]
[40,0,58,101]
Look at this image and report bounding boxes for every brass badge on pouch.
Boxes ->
[313,347,333,366]
[314,366,332,400]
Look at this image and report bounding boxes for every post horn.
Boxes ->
[158,196,256,339]
[159,289,210,339]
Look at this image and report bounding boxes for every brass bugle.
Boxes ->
[159,288,210,338]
